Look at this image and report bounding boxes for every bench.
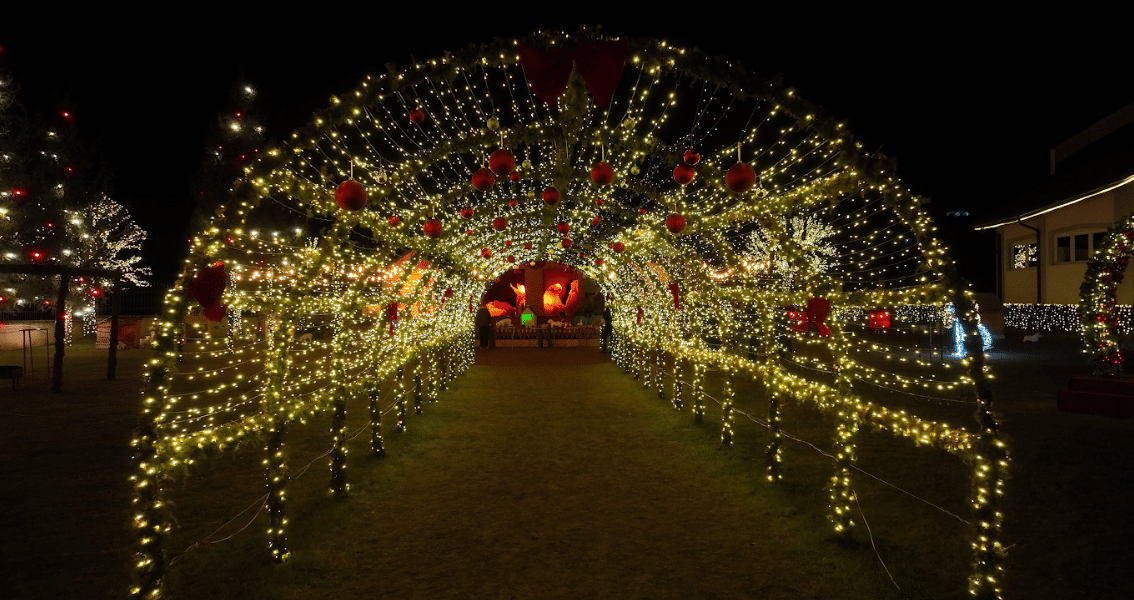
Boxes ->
[0,365,23,389]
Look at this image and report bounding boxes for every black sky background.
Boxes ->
[3,10,1130,291]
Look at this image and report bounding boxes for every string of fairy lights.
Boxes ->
[127,29,1006,600]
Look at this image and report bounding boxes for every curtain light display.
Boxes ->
[128,29,1006,599]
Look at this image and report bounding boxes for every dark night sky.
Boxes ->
[3,11,1130,290]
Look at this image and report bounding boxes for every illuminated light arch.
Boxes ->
[1079,212,1134,376]
[129,29,1006,599]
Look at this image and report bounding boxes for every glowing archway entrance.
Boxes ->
[130,30,1005,599]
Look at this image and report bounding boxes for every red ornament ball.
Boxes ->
[409,108,426,124]
[460,206,475,219]
[524,242,533,250]
[508,199,519,208]
[507,255,515,263]
[387,215,401,227]
[726,162,756,193]
[612,242,626,253]
[472,168,496,191]
[556,222,570,234]
[683,148,701,165]
[466,229,474,236]
[591,162,614,185]
[591,215,602,226]
[504,240,513,247]
[334,180,367,211]
[639,207,648,215]
[665,213,687,234]
[489,149,516,176]
[509,172,521,182]
[480,248,492,258]
[542,187,560,206]
[423,219,443,239]
[595,258,605,267]
[493,217,508,231]
[561,238,573,249]
[673,163,695,185]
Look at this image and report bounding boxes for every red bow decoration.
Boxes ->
[387,302,399,337]
[805,297,831,338]
[667,282,681,310]
[517,40,628,108]
[187,261,227,322]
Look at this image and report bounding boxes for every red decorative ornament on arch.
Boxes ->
[472,168,496,191]
[423,219,443,239]
[673,163,695,185]
[591,162,614,185]
[726,162,756,193]
[542,187,560,206]
[334,180,367,211]
[489,149,516,176]
[665,213,686,234]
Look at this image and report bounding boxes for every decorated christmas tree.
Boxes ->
[0,46,149,322]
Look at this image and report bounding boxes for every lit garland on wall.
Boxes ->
[127,29,1006,600]
[1080,215,1134,376]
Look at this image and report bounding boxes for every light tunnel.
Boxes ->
[129,29,1006,599]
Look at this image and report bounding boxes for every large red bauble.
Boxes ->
[683,148,701,165]
[591,162,614,185]
[409,108,425,124]
[334,180,367,211]
[423,219,443,238]
[542,187,560,206]
[556,222,570,234]
[489,149,516,176]
[472,168,496,191]
[387,215,401,227]
[460,206,475,219]
[666,213,687,234]
[561,238,573,249]
[493,217,508,231]
[673,163,695,185]
[507,255,515,263]
[612,242,626,253]
[726,162,756,193]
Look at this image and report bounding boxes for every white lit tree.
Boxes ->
[742,213,836,288]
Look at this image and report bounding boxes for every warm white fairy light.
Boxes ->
[127,30,1005,600]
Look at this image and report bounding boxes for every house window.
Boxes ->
[1012,243,1037,268]
[1055,232,1107,263]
